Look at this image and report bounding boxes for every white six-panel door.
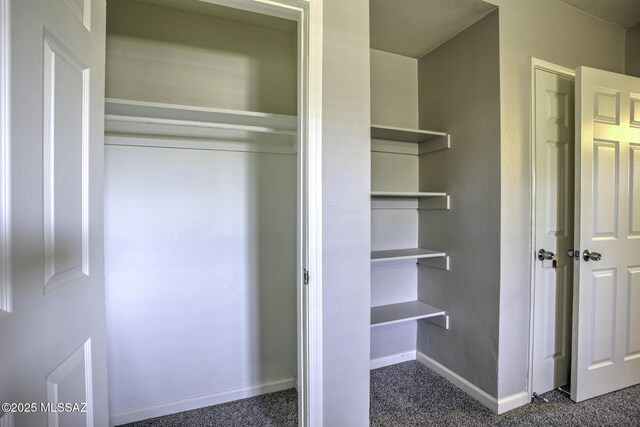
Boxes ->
[572,66,640,402]
[0,0,108,426]
[532,67,575,394]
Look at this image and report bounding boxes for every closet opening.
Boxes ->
[368,0,502,418]
[102,1,318,425]
[529,59,576,400]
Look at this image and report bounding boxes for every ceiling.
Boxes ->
[370,0,497,58]
[557,0,640,29]
[370,0,640,60]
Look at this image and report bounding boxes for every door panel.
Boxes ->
[591,139,619,239]
[625,267,640,360]
[43,34,90,294]
[0,0,107,425]
[587,268,616,369]
[630,144,640,237]
[572,66,640,402]
[532,68,575,394]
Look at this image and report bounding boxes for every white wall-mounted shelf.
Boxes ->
[371,191,446,198]
[371,248,445,262]
[371,300,448,329]
[371,125,450,154]
[105,98,297,137]
[371,125,445,142]
[371,193,451,210]
[104,98,298,154]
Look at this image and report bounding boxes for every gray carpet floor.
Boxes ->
[117,389,298,427]
[119,361,640,426]
[370,361,640,426]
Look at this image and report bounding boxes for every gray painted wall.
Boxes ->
[416,11,501,397]
[494,0,625,398]
[627,24,640,77]
[322,0,371,424]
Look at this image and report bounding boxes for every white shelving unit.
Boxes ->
[371,124,445,142]
[371,191,446,198]
[371,124,450,154]
[371,301,446,327]
[104,98,297,154]
[371,192,451,211]
[106,98,297,135]
[371,248,445,263]
[369,123,450,337]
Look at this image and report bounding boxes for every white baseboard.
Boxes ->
[109,378,295,426]
[496,390,530,414]
[416,351,529,414]
[370,350,416,370]
[0,412,14,427]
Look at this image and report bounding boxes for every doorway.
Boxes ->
[529,59,640,402]
[530,59,576,396]
[102,1,321,425]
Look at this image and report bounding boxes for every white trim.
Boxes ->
[108,378,296,427]
[530,57,575,78]
[370,351,416,370]
[0,0,10,319]
[416,351,497,411]
[527,58,576,402]
[0,412,14,427]
[497,391,530,414]
[416,351,529,414]
[305,1,323,425]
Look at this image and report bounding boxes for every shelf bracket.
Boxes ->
[424,314,449,330]
[419,195,450,210]
[418,255,450,271]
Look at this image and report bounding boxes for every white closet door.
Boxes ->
[571,66,640,402]
[0,0,108,426]
[532,68,575,395]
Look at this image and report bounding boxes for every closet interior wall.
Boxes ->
[370,49,421,364]
[103,0,298,423]
[417,10,501,397]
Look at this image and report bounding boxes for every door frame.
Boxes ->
[527,57,575,400]
[199,1,323,426]
[0,0,10,319]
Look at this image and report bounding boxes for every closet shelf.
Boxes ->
[371,124,447,143]
[105,98,297,137]
[371,300,446,327]
[371,191,447,198]
[371,248,445,262]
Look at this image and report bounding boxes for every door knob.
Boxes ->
[538,249,556,261]
[583,249,602,262]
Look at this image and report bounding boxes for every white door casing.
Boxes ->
[0,0,10,320]
[572,66,640,402]
[531,66,575,395]
[0,0,108,426]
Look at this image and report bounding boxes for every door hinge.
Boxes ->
[304,268,309,286]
